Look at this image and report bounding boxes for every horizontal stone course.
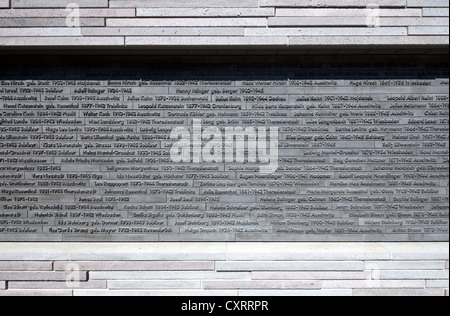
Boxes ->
[216,261,365,271]
[202,280,321,290]
[0,9,136,17]
[0,0,9,9]
[12,0,108,8]
[137,8,275,17]
[54,261,215,271]
[0,262,53,271]
[353,289,444,296]
[0,243,447,296]
[260,0,407,7]
[0,0,447,47]
[109,0,258,8]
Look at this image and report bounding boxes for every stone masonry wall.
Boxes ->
[0,243,448,296]
[0,0,449,48]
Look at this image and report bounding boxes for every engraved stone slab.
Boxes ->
[0,56,448,242]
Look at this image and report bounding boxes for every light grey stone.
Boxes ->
[90,271,251,280]
[426,280,450,288]
[216,261,365,272]
[0,17,105,27]
[276,8,422,17]
[203,280,321,290]
[0,28,84,37]
[288,36,449,46]
[407,0,450,7]
[67,243,227,261]
[0,0,9,8]
[74,290,239,296]
[423,8,450,16]
[376,270,450,280]
[125,36,288,46]
[108,280,201,290]
[8,281,107,290]
[54,261,215,271]
[268,17,449,26]
[0,8,136,17]
[82,27,244,37]
[0,272,87,282]
[245,27,408,36]
[137,8,275,17]
[110,0,258,8]
[261,0,407,7]
[0,37,125,47]
[12,0,108,8]
[0,262,53,271]
[409,26,449,35]
[252,271,372,280]
[0,290,73,296]
[240,289,353,296]
[226,243,392,261]
[364,261,447,270]
[322,280,425,289]
[0,282,5,290]
[107,18,267,27]
[353,289,444,296]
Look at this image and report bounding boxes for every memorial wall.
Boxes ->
[0,55,448,242]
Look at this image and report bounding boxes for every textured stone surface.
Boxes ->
[0,243,447,296]
[0,0,447,47]
[0,0,9,9]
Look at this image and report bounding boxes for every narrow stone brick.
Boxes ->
[409,27,449,35]
[377,270,450,280]
[0,37,125,46]
[269,17,449,27]
[203,280,321,290]
[12,0,108,8]
[245,27,408,36]
[364,261,446,270]
[125,36,287,46]
[0,290,73,296]
[423,8,450,16]
[426,280,450,288]
[0,272,87,282]
[0,262,53,271]
[252,271,371,280]
[107,18,267,27]
[90,271,250,280]
[240,289,352,296]
[216,261,365,272]
[8,281,107,290]
[110,0,258,8]
[353,289,444,296]
[82,27,244,37]
[74,290,239,296]
[0,28,84,37]
[407,0,450,7]
[137,8,275,17]
[0,0,9,8]
[108,280,201,290]
[0,9,136,17]
[0,282,5,290]
[322,280,425,289]
[0,18,105,27]
[288,36,449,46]
[260,0,407,7]
[276,8,422,17]
[54,261,215,271]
